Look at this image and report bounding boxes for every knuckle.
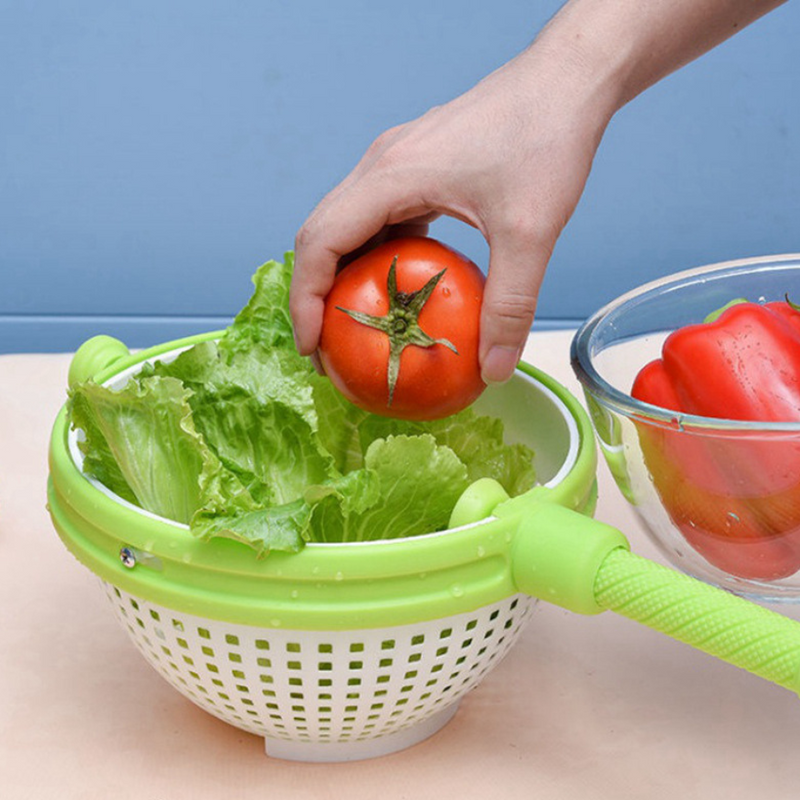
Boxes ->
[365,125,403,158]
[497,213,558,251]
[484,292,538,331]
[370,143,404,174]
[366,130,422,177]
[294,218,318,253]
[487,192,569,248]
[370,127,396,149]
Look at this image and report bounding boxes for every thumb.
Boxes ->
[479,230,551,384]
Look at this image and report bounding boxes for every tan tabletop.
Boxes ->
[3,330,800,799]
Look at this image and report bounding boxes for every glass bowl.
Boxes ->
[571,254,800,602]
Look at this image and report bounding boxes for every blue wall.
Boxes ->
[2,1,798,353]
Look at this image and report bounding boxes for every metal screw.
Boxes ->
[120,547,137,568]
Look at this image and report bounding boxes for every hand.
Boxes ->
[290,0,784,383]
[291,42,615,383]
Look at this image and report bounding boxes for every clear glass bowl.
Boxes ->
[571,254,800,602]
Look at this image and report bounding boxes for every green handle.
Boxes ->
[595,548,800,695]
[511,500,800,695]
[68,335,130,388]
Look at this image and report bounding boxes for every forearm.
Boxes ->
[529,0,786,114]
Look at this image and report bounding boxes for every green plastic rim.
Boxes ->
[47,332,599,630]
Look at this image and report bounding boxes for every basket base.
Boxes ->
[263,702,461,763]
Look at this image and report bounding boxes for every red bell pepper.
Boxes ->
[631,299,800,581]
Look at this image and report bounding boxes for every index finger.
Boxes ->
[290,181,434,355]
[290,201,386,355]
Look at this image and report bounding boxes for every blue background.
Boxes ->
[2,1,798,353]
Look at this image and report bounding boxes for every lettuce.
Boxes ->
[68,255,536,555]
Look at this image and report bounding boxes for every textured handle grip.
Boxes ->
[595,548,800,694]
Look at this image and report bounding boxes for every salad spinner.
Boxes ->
[48,333,800,762]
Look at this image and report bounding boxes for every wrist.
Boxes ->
[523,3,635,122]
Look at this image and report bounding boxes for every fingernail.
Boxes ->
[481,346,520,384]
[310,351,326,376]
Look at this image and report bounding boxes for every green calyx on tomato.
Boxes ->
[336,256,458,406]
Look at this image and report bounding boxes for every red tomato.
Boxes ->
[318,236,486,420]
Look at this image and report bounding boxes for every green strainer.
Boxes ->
[48,334,800,762]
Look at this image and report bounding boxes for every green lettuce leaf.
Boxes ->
[308,372,369,474]
[220,254,298,357]
[69,387,139,505]
[67,251,537,556]
[357,407,538,497]
[70,375,221,524]
[307,435,469,543]
[152,340,335,506]
[191,499,309,555]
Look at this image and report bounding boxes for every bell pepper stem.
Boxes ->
[703,297,749,324]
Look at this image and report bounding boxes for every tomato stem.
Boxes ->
[336,256,457,406]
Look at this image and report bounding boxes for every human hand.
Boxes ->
[290,0,783,383]
[291,42,615,383]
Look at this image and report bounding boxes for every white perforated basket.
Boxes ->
[50,335,598,762]
[104,582,535,761]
